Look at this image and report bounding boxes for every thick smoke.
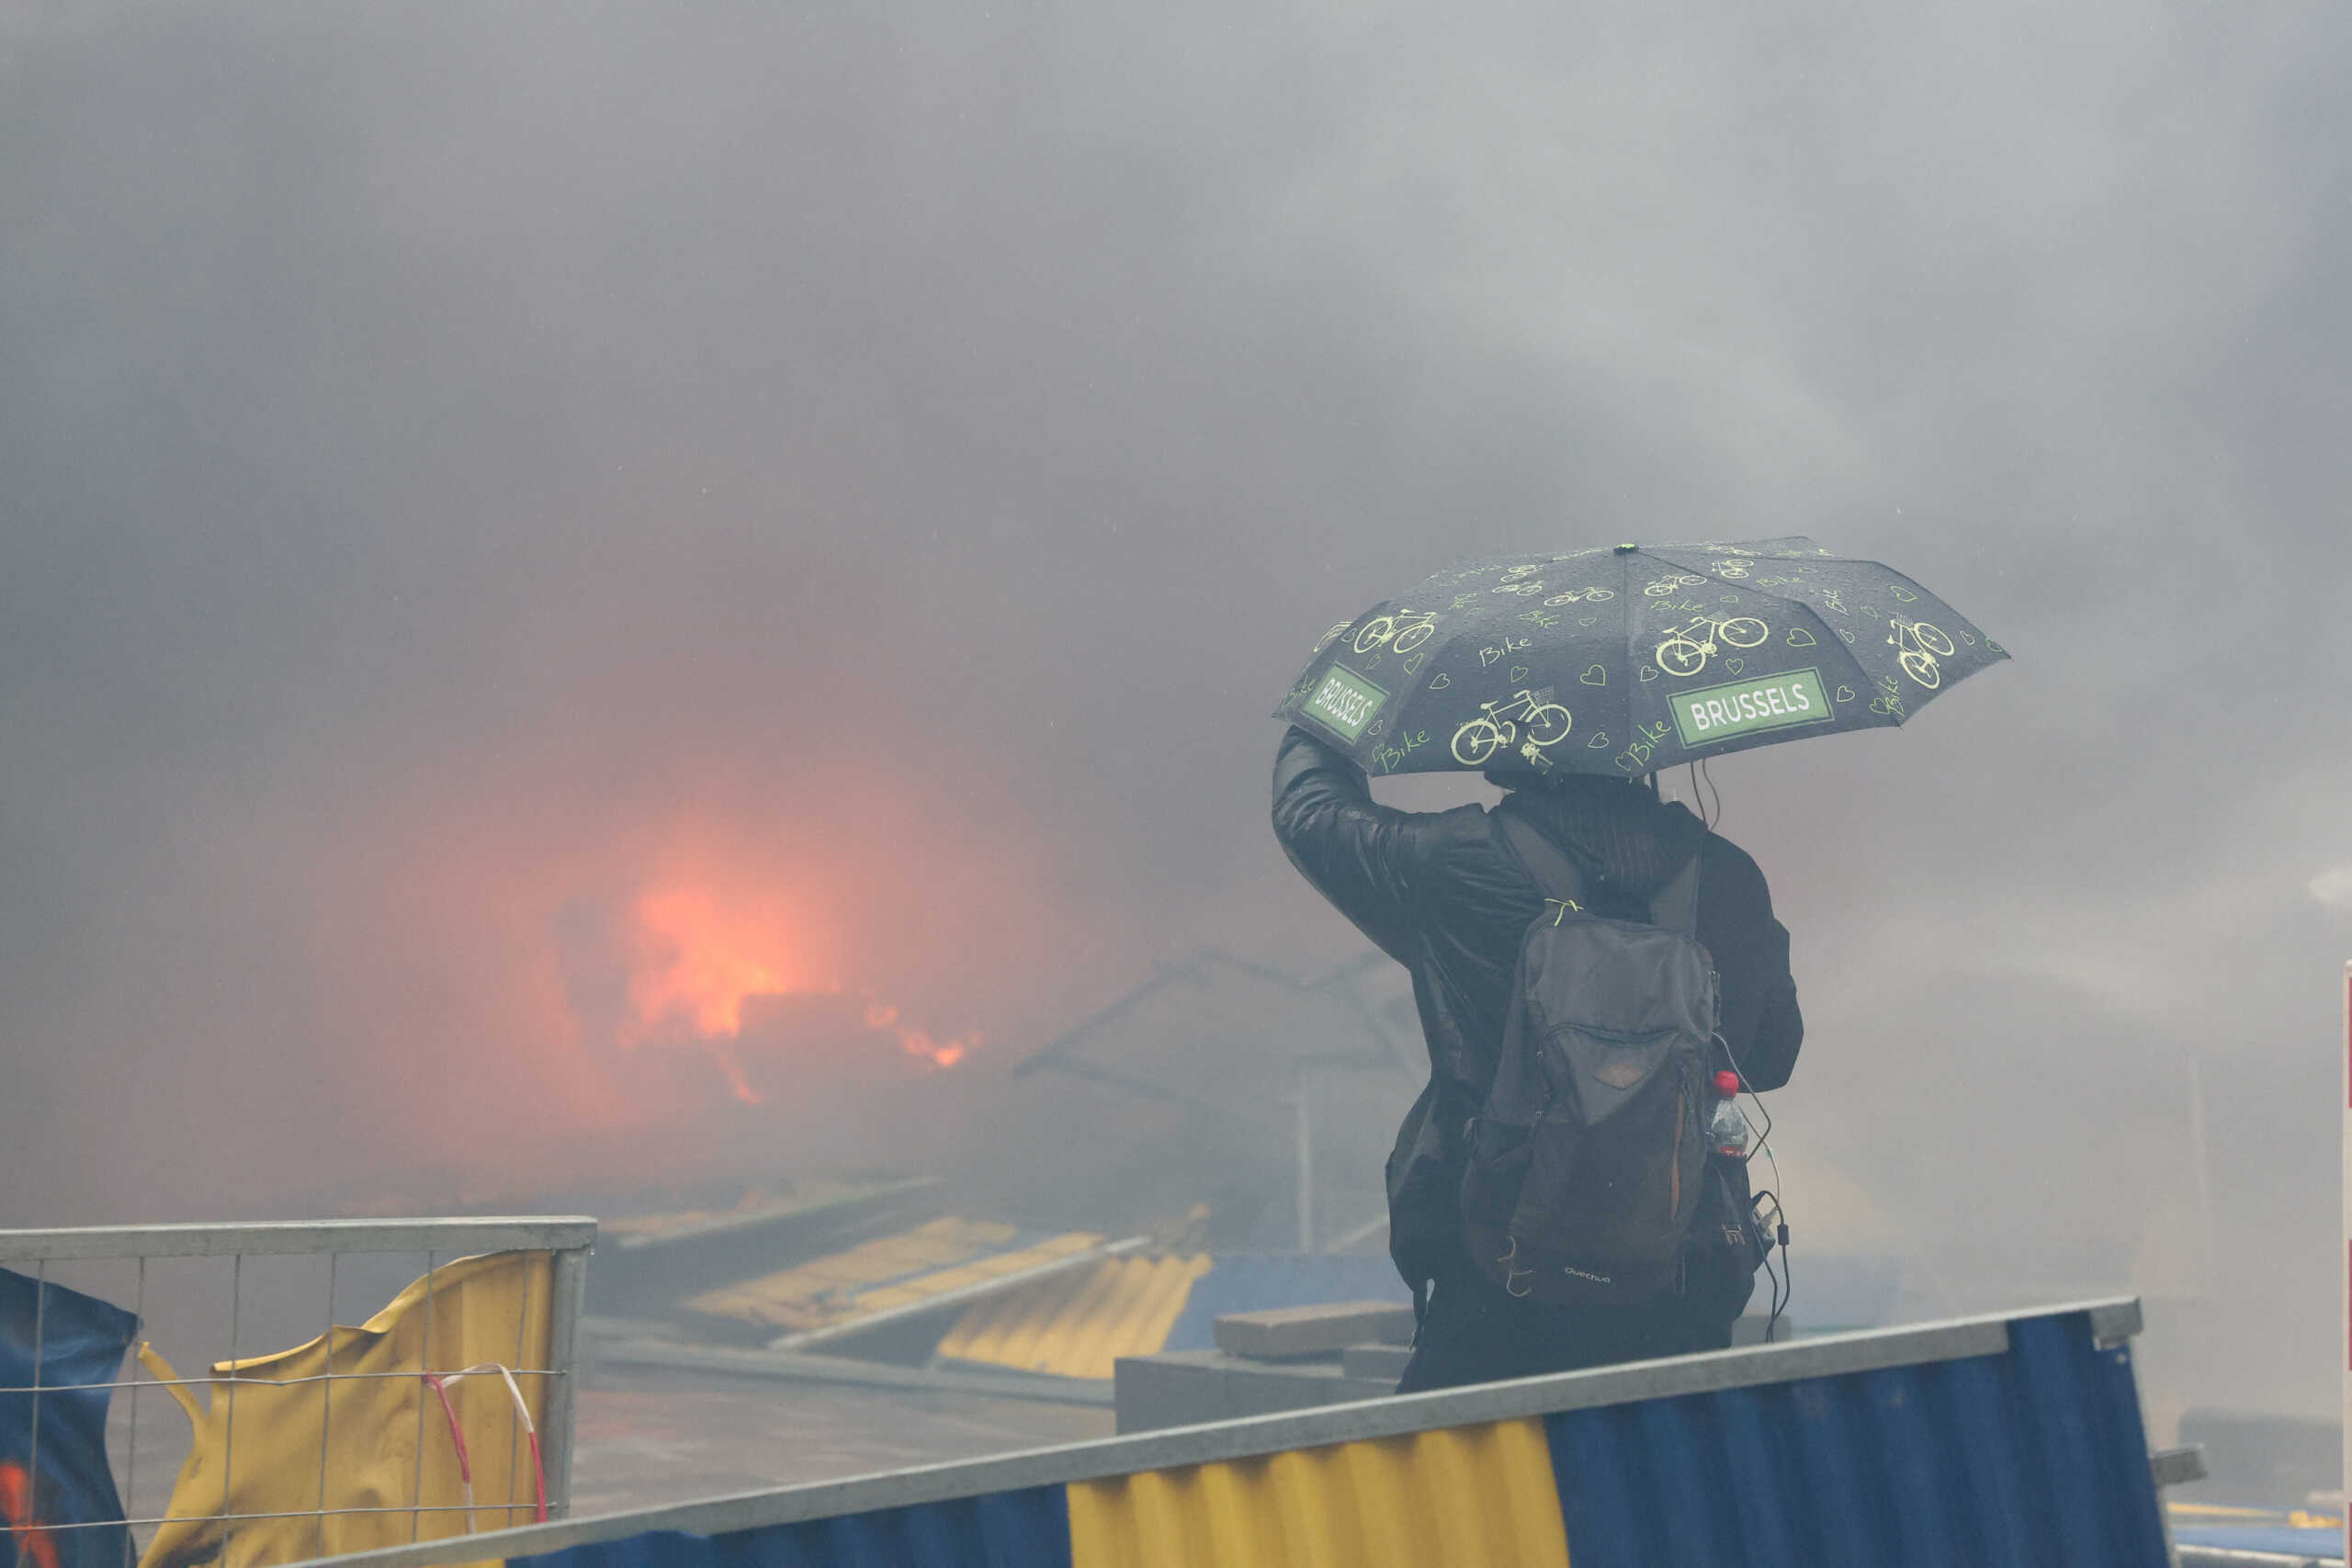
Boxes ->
[3,0,2348,1427]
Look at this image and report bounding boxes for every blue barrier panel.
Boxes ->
[1546,1309,2165,1568]
[517,1488,1071,1568]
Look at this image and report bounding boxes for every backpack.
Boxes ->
[1456,807,1719,1306]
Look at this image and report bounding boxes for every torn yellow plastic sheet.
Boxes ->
[138,1250,551,1568]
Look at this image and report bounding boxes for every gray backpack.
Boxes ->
[1458,807,1719,1305]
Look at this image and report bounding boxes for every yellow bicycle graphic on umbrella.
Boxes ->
[1889,616,1955,687]
[1451,689,1574,764]
[1353,610,1440,655]
[1654,614,1769,678]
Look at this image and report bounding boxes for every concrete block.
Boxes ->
[1216,1357,1352,1417]
[1114,1348,1402,1432]
[1340,1342,1412,1383]
[1114,1350,1230,1434]
[1212,1301,1418,1359]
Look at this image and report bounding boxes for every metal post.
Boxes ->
[2340,958,2348,1567]
[2186,1055,2213,1288]
[409,1253,435,1542]
[1294,1076,1315,1254]
[539,1245,591,1520]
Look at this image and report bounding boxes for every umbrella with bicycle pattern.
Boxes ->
[1273,537,2007,779]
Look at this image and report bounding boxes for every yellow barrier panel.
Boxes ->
[138,1251,551,1568]
[1068,1417,1573,1568]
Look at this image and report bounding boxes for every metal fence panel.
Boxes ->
[0,1222,598,1265]
[279,1297,2168,1568]
[0,1216,594,1568]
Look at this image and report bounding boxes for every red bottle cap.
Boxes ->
[1713,1070,1740,1098]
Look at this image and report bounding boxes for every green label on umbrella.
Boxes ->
[1302,664,1390,742]
[1670,667,1831,746]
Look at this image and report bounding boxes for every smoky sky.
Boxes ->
[5,1,2350,1418]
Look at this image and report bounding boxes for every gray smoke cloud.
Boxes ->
[4,0,2347,1427]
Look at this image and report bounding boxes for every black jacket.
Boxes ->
[1272,724,1802,1132]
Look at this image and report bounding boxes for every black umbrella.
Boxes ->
[1273,537,2007,779]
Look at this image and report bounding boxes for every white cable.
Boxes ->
[435,1363,537,1435]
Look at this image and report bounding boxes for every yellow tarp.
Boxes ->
[138,1250,551,1568]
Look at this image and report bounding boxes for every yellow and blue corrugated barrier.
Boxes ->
[285,1299,2176,1568]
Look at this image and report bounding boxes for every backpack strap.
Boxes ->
[1649,845,1703,939]
[1496,807,1590,923]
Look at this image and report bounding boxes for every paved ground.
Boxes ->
[566,1361,1114,1519]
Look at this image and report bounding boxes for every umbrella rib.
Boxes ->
[1623,547,1639,773]
[1642,544,1790,596]
[1791,596,1904,731]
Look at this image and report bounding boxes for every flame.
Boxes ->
[626,886,837,1040]
[0,1461,59,1568]
[620,882,976,1098]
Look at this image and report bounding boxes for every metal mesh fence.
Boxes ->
[0,1218,594,1568]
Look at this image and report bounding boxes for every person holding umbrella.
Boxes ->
[1270,538,2005,1391]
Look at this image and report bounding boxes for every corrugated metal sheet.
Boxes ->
[1161,1254,1408,1350]
[937,1253,1408,1380]
[2168,1499,2343,1559]
[681,1218,1102,1336]
[601,1179,938,1251]
[936,1255,1213,1380]
[511,1487,1071,1568]
[1065,1417,1570,1568]
[1546,1312,2170,1567]
[2173,1524,2339,1558]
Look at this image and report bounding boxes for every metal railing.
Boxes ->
[0,1216,594,1567]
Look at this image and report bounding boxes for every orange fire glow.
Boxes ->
[621,883,977,1100]
[627,886,835,1038]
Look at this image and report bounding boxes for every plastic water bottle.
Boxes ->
[1707,1069,1750,1158]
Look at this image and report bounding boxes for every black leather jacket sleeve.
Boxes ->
[1270,726,1479,964]
[1272,724,1802,1090]
[1695,838,1804,1090]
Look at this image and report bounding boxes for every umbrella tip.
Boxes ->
[1613,542,1638,554]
